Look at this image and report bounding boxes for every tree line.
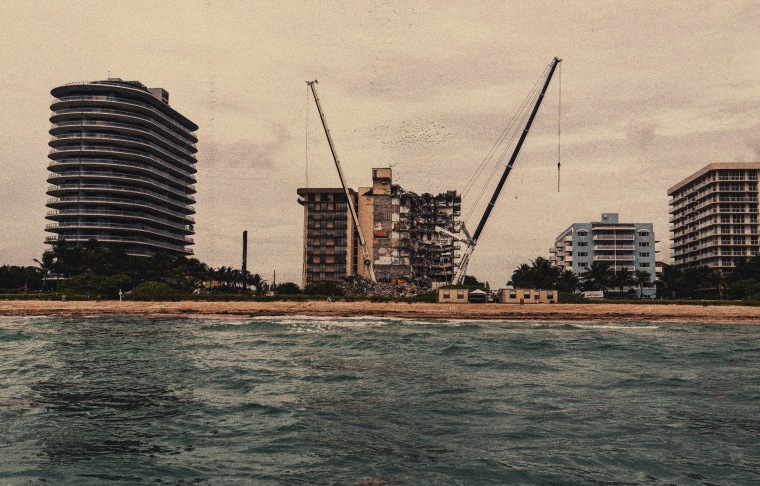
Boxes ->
[509,256,760,300]
[1,240,300,298]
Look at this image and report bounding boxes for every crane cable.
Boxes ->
[462,64,550,225]
[464,92,535,225]
[461,65,548,200]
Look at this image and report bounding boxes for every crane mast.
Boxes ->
[452,57,562,285]
[306,80,377,282]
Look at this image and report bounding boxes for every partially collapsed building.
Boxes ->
[297,168,462,288]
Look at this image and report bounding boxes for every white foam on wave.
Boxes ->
[570,323,660,331]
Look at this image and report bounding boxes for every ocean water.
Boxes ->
[0,317,758,485]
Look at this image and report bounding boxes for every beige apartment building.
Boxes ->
[668,163,760,273]
[297,168,462,288]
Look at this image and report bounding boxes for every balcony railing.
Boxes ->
[45,222,194,244]
[52,95,197,142]
[50,133,196,167]
[592,234,634,241]
[593,244,635,251]
[45,235,193,254]
[49,146,196,175]
[47,184,193,209]
[51,119,197,154]
[594,255,635,261]
[49,159,196,192]
[47,172,195,201]
[46,197,195,221]
[46,209,192,232]
[51,107,196,147]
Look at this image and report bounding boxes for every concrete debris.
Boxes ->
[336,275,431,298]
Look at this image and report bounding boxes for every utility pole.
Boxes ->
[242,230,248,290]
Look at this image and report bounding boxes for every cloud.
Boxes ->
[626,121,658,151]
[203,123,292,171]
[746,124,760,160]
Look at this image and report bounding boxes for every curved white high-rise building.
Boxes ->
[45,79,198,256]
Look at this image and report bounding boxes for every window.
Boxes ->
[443,291,450,299]
[524,290,531,299]
[534,292,541,299]
[457,291,465,299]
[578,262,588,268]
[577,242,588,247]
[547,292,554,299]
[640,262,650,268]
[638,230,650,237]
[638,242,650,247]
[577,229,588,237]
[509,290,516,299]
[577,252,588,257]
[639,252,650,258]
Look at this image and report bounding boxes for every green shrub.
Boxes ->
[275,282,301,295]
[127,281,182,301]
[303,282,344,296]
[557,291,588,304]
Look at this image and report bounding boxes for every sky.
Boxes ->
[1,1,759,287]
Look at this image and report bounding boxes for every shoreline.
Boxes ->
[1,300,760,323]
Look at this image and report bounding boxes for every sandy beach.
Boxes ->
[1,300,759,323]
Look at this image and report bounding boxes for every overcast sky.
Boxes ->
[1,1,758,286]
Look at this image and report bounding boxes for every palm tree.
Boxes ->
[33,251,56,291]
[557,269,580,293]
[531,257,561,289]
[704,268,726,300]
[510,263,534,288]
[635,270,653,298]
[610,269,634,298]
[582,262,613,295]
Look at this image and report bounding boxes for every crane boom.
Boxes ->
[453,57,562,285]
[306,80,376,282]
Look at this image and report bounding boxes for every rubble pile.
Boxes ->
[336,275,431,298]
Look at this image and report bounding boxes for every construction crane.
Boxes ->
[306,80,377,282]
[448,57,562,285]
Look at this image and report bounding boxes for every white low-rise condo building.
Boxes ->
[550,213,656,298]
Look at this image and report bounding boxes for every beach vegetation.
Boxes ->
[303,282,344,296]
[127,281,182,301]
[509,257,579,292]
[275,282,301,294]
